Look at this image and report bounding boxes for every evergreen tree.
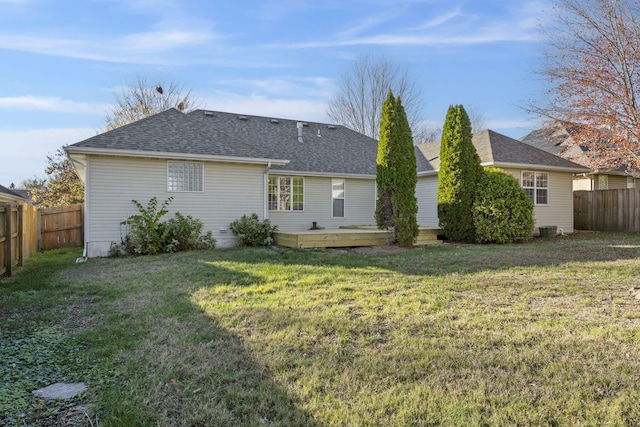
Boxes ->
[375,91,419,247]
[437,105,482,242]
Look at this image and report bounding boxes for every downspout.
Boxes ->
[264,161,272,220]
[76,158,89,263]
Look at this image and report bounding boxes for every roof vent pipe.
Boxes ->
[297,122,304,143]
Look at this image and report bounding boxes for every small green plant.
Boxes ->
[120,197,215,255]
[121,197,173,255]
[473,167,534,243]
[230,213,277,247]
[164,212,216,253]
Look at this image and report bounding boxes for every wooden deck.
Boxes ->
[273,226,441,249]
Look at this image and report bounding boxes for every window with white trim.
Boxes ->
[522,171,548,205]
[332,179,345,218]
[268,176,304,211]
[628,176,636,189]
[167,162,203,192]
[598,175,608,190]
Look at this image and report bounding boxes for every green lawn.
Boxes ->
[2,232,640,426]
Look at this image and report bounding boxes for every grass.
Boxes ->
[2,232,640,426]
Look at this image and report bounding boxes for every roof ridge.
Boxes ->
[189,109,344,129]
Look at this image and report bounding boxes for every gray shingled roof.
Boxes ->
[0,184,26,200]
[187,110,379,175]
[67,109,586,177]
[416,129,589,173]
[66,108,277,161]
[67,108,383,176]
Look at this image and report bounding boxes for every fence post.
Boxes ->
[4,203,13,277]
[18,204,24,267]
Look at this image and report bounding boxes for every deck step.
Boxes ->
[273,226,441,249]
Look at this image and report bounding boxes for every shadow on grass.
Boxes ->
[81,261,321,427]
[203,231,640,279]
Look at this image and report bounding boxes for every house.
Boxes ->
[66,109,589,258]
[415,130,590,235]
[0,185,28,204]
[521,124,640,190]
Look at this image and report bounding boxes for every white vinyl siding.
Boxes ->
[504,168,575,233]
[84,155,265,256]
[269,177,375,231]
[332,179,345,218]
[573,176,593,191]
[167,161,203,192]
[416,176,439,227]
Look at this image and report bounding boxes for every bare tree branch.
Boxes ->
[531,0,640,171]
[327,55,424,140]
[105,75,202,131]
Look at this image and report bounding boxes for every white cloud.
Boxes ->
[0,28,217,65]
[202,92,329,123]
[213,76,333,98]
[412,7,462,30]
[0,128,96,185]
[0,96,106,115]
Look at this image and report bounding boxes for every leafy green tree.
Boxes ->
[30,148,84,207]
[437,105,483,242]
[375,91,419,247]
[473,168,534,244]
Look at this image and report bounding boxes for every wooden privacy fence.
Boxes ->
[0,203,83,278]
[574,189,640,232]
[39,204,84,251]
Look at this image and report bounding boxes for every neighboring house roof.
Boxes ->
[0,184,27,203]
[66,109,588,179]
[521,124,636,176]
[416,129,590,176]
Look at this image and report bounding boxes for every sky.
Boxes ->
[0,0,553,187]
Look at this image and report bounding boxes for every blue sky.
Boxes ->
[0,0,552,186]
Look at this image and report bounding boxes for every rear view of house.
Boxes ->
[65,109,380,257]
[66,109,589,257]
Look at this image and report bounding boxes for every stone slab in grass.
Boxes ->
[32,382,87,400]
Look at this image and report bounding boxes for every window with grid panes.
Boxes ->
[332,179,345,218]
[522,171,548,205]
[268,176,304,211]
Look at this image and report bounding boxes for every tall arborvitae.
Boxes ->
[437,105,483,242]
[375,91,396,231]
[375,91,419,247]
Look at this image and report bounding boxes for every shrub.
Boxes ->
[164,212,216,252]
[122,197,173,255]
[473,168,534,244]
[119,197,215,255]
[230,213,277,247]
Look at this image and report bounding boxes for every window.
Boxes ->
[522,171,548,205]
[627,176,635,189]
[598,175,608,190]
[167,162,203,192]
[332,179,345,218]
[268,176,304,211]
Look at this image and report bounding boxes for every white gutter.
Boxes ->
[418,162,591,177]
[64,146,289,167]
[267,170,376,179]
